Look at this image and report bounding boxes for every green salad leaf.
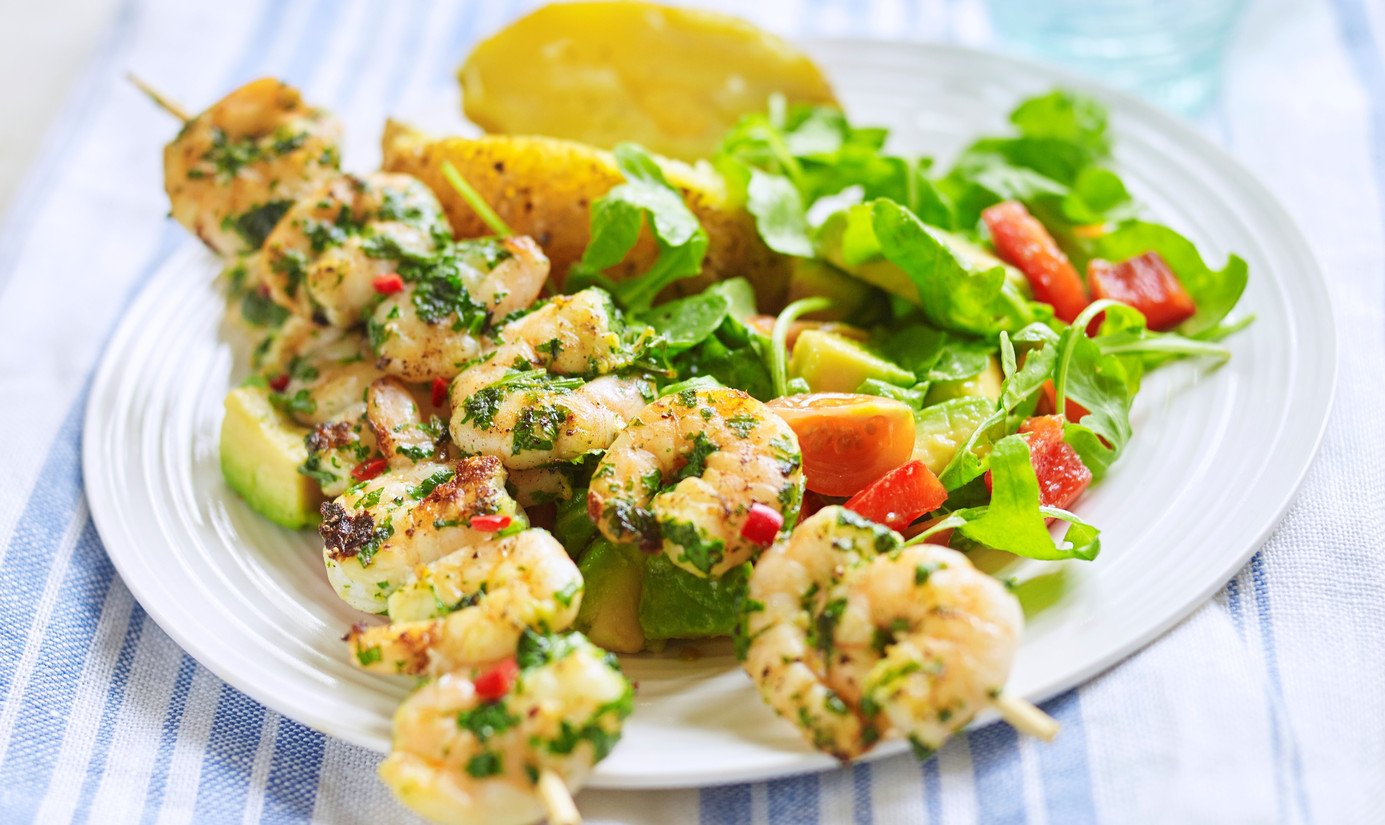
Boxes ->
[934,90,1131,232]
[716,100,944,227]
[716,159,816,258]
[745,168,814,257]
[571,143,709,311]
[657,375,724,398]
[1009,89,1111,155]
[1079,221,1249,337]
[665,303,774,400]
[636,278,770,395]
[707,276,758,320]
[857,378,931,410]
[869,200,1032,336]
[937,337,1056,490]
[638,291,730,356]
[871,324,995,387]
[1052,326,1133,482]
[1060,166,1135,225]
[950,435,1101,561]
[908,437,1101,560]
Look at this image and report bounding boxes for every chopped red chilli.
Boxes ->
[473,657,518,702]
[268,373,290,392]
[431,377,449,407]
[351,457,388,481]
[470,514,512,533]
[740,502,783,546]
[372,272,405,294]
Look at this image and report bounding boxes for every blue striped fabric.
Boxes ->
[1,0,1383,822]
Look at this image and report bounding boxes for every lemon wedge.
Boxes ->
[459,1,838,160]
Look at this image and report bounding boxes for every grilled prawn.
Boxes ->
[587,386,804,578]
[163,78,341,256]
[347,527,583,676]
[739,506,1023,760]
[381,632,632,825]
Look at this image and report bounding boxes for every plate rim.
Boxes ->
[82,37,1338,790]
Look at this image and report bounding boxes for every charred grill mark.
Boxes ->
[410,456,507,537]
[389,623,438,675]
[452,454,503,487]
[448,455,506,515]
[306,419,356,453]
[347,622,436,675]
[320,501,376,559]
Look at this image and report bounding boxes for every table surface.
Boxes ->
[0,0,120,214]
[1,1,1383,823]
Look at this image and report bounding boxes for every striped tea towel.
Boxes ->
[0,0,1382,821]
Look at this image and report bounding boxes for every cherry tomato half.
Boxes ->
[767,393,915,497]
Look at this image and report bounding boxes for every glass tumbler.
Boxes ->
[983,0,1247,114]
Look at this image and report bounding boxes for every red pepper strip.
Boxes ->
[372,272,405,294]
[1088,252,1197,331]
[469,514,512,533]
[983,201,1089,322]
[740,502,784,546]
[984,415,1092,510]
[844,460,948,532]
[474,657,519,702]
[268,373,290,392]
[351,457,388,481]
[431,377,449,407]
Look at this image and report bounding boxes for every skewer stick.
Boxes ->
[537,769,581,825]
[991,694,1060,742]
[127,72,192,123]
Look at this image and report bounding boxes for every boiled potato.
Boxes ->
[381,120,791,306]
[458,1,837,161]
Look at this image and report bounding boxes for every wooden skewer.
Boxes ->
[991,694,1060,742]
[127,72,192,123]
[537,769,581,825]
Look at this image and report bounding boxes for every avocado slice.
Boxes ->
[638,555,750,642]
[940,232,1029,294]
[575,539,646,653]
[924,355,1004,405]
[786,258,880,322]
[553,492,598,556]
[913,396,996,474]
[817,209,1030,302]
[789,329,915,393]
[220,385,323,529]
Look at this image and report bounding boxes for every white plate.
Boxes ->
[84,40,1335,789]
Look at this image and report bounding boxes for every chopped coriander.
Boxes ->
[465,752,503,778]
[408,468,454,500]
[456,702,519,743]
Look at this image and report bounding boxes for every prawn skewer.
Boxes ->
[587,386,805,579]
[347,526,584,677]
[381,630,630,825]
[537,770,581,825]
[739,505,1056,760]
[127,73,191,122]
[447,288,654,470]
[140,73,609,825]
[991,694,1060,741]
[149,75,343,255]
